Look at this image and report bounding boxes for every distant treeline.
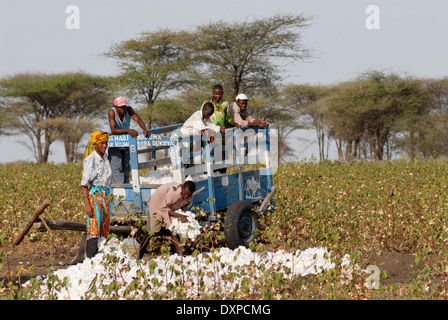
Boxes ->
[0,14,446,163]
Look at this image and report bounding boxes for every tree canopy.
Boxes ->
[2,14,448,163]
[191,14,313,99]
[0,72,112,163]
[105,29,198,128]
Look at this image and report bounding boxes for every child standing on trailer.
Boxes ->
[201,84,233,128]
[201,85,238,172]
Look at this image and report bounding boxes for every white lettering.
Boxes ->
[365,265,380,289]
[176,304,210,317]
[65,5,80,30]
[365,5,380,30]
[220,304,271,315]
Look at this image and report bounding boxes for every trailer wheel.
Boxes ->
[224,201,260,249]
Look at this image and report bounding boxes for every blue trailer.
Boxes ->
[108,124,276,249]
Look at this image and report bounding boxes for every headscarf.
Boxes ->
[90,130,109,145]
[82,131,109,168]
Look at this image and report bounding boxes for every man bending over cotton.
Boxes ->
[139,181,196,258]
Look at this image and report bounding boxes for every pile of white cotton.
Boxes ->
[139,165,224,185]
[139,166,174,184]
[25,237,355,300]
[168,210,202,241]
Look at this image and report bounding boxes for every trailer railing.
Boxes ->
[108,125,276,218]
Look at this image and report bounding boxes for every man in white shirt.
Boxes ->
[172,102,226,166]
[180,102,225,136]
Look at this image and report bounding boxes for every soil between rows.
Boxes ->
[1,240,425,290]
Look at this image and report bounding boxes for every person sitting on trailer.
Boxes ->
[230,94,269,128]
[79,130,112,261]
[108,96,151,184]
[175,102,225,166]
[139,180,196,258]
[180,102,225,136]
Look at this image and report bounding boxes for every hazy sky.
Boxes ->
[1,0,447,163]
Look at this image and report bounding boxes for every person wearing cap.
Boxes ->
[108,96,150,184]
[77,131,112,261]
[230,94,269,128]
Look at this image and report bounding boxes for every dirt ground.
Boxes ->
[1,243,80,286]
[360,250,425,285]
[1,240,425,290]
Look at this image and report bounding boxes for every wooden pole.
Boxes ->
[13,199,51,246]
[33,218,133,237]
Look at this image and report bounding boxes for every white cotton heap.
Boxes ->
[138,166,210,242]
[25,237,356,300]
[168,210,202,241]
[139,165,225,184]
[139,166,174,184]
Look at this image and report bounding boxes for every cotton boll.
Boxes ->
[139,165,225,185]
[27,237,358,300]
[122,237,139,246]
[139,166,174,184]
[168,210,202,241]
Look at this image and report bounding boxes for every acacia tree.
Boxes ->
[105,29,197,128]
[388,78,433,159]
[325,81,370,161]
[360,72,431,161]
[0,73,112,163]
[325,72,430,161]
[247,95,304,164]
[37,117,96,162]
[190,14,313,99]
[280,84,331,161]
[421,78,448,156]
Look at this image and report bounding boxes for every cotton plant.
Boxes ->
[168,210,202,241]
[25,236,357,300]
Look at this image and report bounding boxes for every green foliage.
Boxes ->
[0,72,113,163]
[104,29,197,124]
[191,14,313,98]
[270,159,448,253]
[3,160,448,299]
[0,162,84,246]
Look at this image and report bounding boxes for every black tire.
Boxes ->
[224,201,260,249]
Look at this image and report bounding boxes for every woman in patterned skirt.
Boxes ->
[80,130,112,259]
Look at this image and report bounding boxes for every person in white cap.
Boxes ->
[108,96,150,184]
[230,94,269,128]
